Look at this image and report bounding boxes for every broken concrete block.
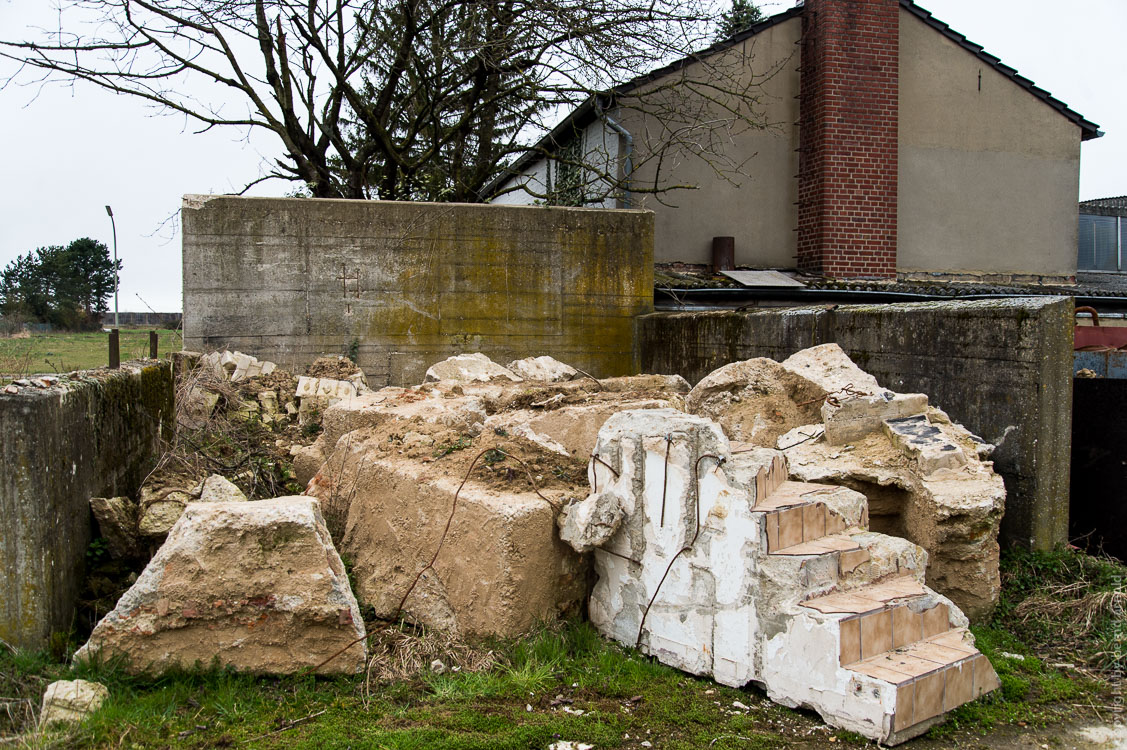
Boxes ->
[179,386,220,428]
[821,392,929,445]
[558,490,626,553]
[138,485,196,538]
[296,376,358,400]
[781,343,882,395]
[39,679,108,727]
[573,408,997,744]
[198,474,248,504]
[424,353,522,383]
[75,497,366,675]
[306,430,587,637]
[685,358,826,448]
[883,415,968,476]
[785,428,1004,621]
[506,356,578,382]
[90,496,142,560]
[484,398,675,459]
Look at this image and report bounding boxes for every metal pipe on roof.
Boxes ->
[597,99,633,209]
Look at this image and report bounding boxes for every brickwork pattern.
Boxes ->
[797,0,899,278]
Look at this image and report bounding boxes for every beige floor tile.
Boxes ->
[802,502,826,542]
[778,506,804,549]
[921,603,949,638]
[893,682,917,733]
[860,609,893,659]
[893,605,923,649]
[944,660,974,710]
[913,670,946,725]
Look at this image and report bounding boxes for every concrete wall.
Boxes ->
[1,363,174,649]
[620,17,802,268]
[897,10,1081,279]
[182,196,653,384]
[637,297,1074,550]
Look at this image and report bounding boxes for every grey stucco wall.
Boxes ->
[182,196,653,385]
[638,297,1074,550]
[897,10,1082,279]
[1,363,174,649]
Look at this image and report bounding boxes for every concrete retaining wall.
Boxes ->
[182,196,653,385]
[638,297,1074,550]
[0,363,174,649]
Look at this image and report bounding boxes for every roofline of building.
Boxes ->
[482,0,1102,200]
[901,1,1102,141]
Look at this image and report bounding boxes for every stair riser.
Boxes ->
[839,603,952,667]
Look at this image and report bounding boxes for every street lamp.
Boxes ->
[105,205,118,328]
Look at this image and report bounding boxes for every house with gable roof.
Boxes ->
[487,0,1102,283]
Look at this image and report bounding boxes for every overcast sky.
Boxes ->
[1,0,1124,312]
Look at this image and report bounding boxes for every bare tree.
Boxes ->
[2,0,780,201]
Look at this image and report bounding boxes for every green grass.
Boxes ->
[4,550,1120,748]
[0,327,181,377]
[2,621,861,749]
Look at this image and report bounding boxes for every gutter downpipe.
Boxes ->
[597,98,633,209]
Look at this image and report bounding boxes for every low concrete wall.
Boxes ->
[638,297,1074,550]
[0,363,174,649]
[182,196,653,385]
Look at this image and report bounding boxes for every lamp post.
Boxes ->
[105,205,118,328]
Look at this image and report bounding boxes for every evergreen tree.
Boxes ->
[717,0,766,40]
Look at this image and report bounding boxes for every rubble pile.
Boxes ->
[303,354,690,637]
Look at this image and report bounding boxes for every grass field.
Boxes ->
[0,328,182,378]
[1,548,1121,749]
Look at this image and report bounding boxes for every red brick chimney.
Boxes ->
[797,0,899,279]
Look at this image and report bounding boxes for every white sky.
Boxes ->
[1,0,1124,312]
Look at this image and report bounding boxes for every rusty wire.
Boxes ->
[589,453,619,493]
[659,435,673,527]
[795,382,871,408]
[635,453,725,648]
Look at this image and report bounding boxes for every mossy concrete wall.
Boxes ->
[0,363,174,649]
[638,297,1074,550]
[182,196,654,384]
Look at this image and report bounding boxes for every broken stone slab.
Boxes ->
[90,496,142,560]
[138,485,197,538]
[179,386,220,428]
[822,392,929,446]
[296,376,358,400]
[780,343,882,395]
[883,415,968,476]
[572,408,995,743]
[39,679,108,727]
[306,430,587,637]
[198,474,248,503]
[75,497,366,675]
[424,352,522,383]
[685,357,826,449]
[558,490,626,553]
[505,356,578,382]
[784,427,1004,621]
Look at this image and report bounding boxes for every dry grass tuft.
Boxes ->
[1014,584,1127,637]
[363,623,496,684]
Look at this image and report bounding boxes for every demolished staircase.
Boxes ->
[572,408,999,745]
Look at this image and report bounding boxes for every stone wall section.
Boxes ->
[0,363,174,649]
[182,196,653,386]
[637,297,1073,549]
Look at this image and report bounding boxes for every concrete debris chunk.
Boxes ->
[571,408,997,745]
[4,384,19,394]
[197,474,248,503]
[90,496,142,560]
[202,350,276,382]
[424,352,522,383]
[296,376,358,400]
[39,679,108,727]
[306,428,587,637]
[685,358,826,448]
[780,343,881,394]
[883,415,968,475]
[75,497,366,675]
[822,391,929,445]
[137,486,196,538]
[506,356,579,382]
[557,490,626,553]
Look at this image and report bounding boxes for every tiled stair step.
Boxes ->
[837,601,952,665]
[848,630,1001,735]
[756,482,852,552]
[768,533,873,577]
[800,575,928,616]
